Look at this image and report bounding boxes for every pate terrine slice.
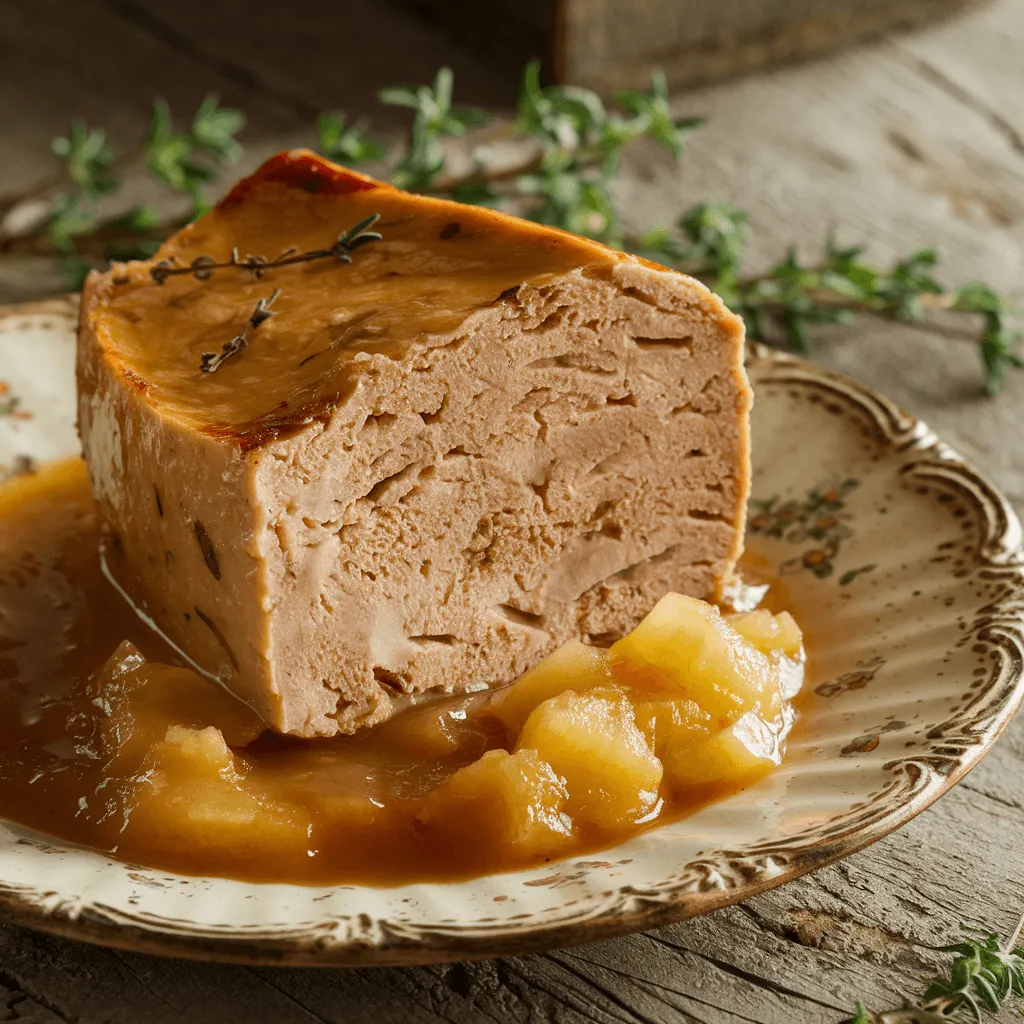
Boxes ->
[77,150,750,737]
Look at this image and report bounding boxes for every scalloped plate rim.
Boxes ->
[0,301,1021,966]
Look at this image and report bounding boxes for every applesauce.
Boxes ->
[0,459,803,885]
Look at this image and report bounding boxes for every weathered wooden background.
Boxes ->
[1,0,1023,1019]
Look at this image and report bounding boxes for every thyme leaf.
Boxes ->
[50,121,118,201]
[508,60,702,245]
[146,95,245,219]
[316,113,388,165]
[381,67,488,192]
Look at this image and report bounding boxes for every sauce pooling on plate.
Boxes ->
[0,459,803,885]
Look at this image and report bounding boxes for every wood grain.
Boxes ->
[560,0,987,92]
[0,1,1022,1020]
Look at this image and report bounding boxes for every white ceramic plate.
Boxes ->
[1,297,1022,965]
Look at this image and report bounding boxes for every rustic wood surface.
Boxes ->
[560,0,989,92]
[1,0,1023,1020]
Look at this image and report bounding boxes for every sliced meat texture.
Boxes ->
[77,150,750,737]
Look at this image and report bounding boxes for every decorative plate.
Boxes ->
[1,297,1022,966]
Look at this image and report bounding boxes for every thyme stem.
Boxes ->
[845,914,1024,1022]
[150,214,382,285]
[1004,907,1024,955]
[199,288,281,374]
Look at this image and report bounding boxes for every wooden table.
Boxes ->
[1,1,1022,1019]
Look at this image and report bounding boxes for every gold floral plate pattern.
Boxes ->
[1,299,1022,966]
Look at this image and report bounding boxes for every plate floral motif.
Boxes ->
[0,381,36,482]
[0,297,77,483]
[749,477,875,583]
[0,381,27,418]
[0,310,1021,966]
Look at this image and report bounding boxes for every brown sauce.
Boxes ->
[0,459,797,886]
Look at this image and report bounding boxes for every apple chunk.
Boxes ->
[128,725,308,856]
[418,748,572,855]
[728,609,803,659]
[91,640,264,774]
[516,690,662,832]
[662,710,784,793]
[487,639,612,739]
[633,697,713,758]
[609,593,781,725]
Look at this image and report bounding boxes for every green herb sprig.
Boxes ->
[844,914,1024,1022]
[45,120,123,287]
[509,61,702,243]
[2,95,246,289]
[1,63,1020,393]
[635,205,1022,394]
[315,113,389,166]
[146,95,246,219]
[379,66,489,192]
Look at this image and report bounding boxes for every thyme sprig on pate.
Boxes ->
[199,288,281,375]
[0,63,1020,394]
[150,214,382,285]
[182,217,383,373]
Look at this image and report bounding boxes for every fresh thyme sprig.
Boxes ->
[150,214,382,284]
[380,67,489,192]
[44,120,123,287]
[2,63,1020,393]
[200,288,281,374]
[843,913,1024,1022]
[634,204,1023,395]
[508,62,703,244]
[5,64,692,265]
[0,94,244,288]
[146,95,245,221]
[315,113,389,166]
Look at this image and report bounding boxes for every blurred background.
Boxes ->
[4,0,1021,477]
[2,0,1019,296]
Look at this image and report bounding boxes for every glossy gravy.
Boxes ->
[0,459,799,886]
